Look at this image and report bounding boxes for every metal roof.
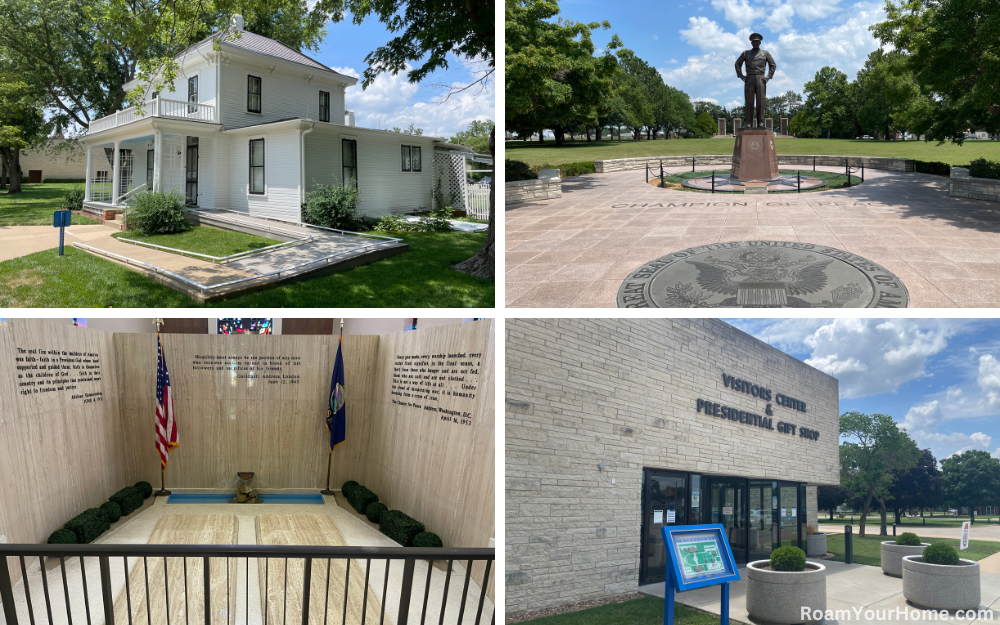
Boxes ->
[219,30,349,79]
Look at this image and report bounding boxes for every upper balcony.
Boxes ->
[88,98,217,135]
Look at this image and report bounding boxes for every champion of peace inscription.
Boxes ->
[616,241,909,308]
[391,351,482,425]
[14,346,103,404]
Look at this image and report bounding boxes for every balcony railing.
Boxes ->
[0,543,494,625]
[88,98,216,134]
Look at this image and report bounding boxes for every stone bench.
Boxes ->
[505,169,561,205]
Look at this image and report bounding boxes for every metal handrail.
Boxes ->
[0,543,492,558]
[114,234,319,264]
[187,208,403,244]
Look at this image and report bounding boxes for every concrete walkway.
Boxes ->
[820,522,1000,542]
[0,224,117,261]
[506,166,1000,307]
[639,559,1000,623]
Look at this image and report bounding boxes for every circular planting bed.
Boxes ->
[616,241,909,308]
[647,169,863,193]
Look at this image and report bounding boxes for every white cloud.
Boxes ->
[901,401,992,457]
[331,64,493,137]
[765,3,795,31]
[679,17,750,53]
[710,0,761,28]
[787,0,843,20]
[693,97,720,104]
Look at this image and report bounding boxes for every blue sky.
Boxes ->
[305,16,493,138]
[725,318,1000,464]
[555,0,887,111]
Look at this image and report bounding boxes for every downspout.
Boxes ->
[300,123,315,217]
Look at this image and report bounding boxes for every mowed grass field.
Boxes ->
[505,137,1000,167]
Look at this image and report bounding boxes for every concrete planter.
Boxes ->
[902,556,980,610]
[746,560,827,624]
[880,541,929,577]
[806,533,827,557]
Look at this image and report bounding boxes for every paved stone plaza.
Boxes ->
[505,166,1000,307]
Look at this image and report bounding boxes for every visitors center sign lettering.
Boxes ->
[695,372,820,441]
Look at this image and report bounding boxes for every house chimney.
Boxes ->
[345,110,355,127]
[231,14,244,31]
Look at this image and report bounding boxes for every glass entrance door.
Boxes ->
[777,483,801,549]
[709,479,747,563]
[185,137,199,205]
[749,481,775,561]
[640,469,687,585]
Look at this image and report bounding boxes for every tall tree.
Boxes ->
[941,450,1000,523]
[0,76,48,193]
[803,66,850,139]
[873,0,1000,142]
[450,119,494,155]
[889,448,944,523]
[817,485,850,521]
[840,412,920,537]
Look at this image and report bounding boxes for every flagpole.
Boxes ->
[321,318,344,496]
[154,323,172,497]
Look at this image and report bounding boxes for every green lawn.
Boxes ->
[825,533,1000,567]
[506,137,1000,167]
[516,596,718,625]
[0,183,100,225]
[112,226,280,260]
[0,232,493,307]
[819,515,1000,527]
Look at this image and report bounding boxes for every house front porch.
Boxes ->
[81,116,222,224]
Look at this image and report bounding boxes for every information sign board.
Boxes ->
[661,524,741,591]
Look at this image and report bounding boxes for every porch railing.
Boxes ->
[0,543,494,625]
[88,98,216,134]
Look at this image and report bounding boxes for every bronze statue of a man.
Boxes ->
[735,33,776,128]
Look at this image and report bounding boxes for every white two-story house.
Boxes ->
[81,16,475,223]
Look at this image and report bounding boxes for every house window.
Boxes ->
[247,76,261,113]
[188,76,198,113]
[151,91,159,100]
[342,139,357,189]
[146,149,154,190]
[401,145,421,172]
[249,138,265,194]
[319,91,330,122]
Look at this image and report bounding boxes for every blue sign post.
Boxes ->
[661,524,741,625]
[53,210,72,255]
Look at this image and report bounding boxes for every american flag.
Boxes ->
[155,334,178,468]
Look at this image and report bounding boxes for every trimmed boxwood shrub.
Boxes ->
[347,484,379,514]
[923,542,959,565]
[769,546,807,572]
[969,158,1000,181]
[896,532,921,546]
[64,508,111,544]
[505,159,536,182]
[342,480,359,499]
[914,160,952,177]
[48,529,78,544]
[109,486,143,516]
[134,481,153,499]
[413,532,443,548]
[365,502,388,523]
[379,510,426,547]
[101,501,122,523]
[124,190,191,235]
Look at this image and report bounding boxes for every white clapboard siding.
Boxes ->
[195,134,215,208]
[352,132,435,216]
[304,132,339,191]
[228,128,302,222]
[140,57,218,115]
[219,60,345,131]
[214,134,231,208]
[162,137,185,195]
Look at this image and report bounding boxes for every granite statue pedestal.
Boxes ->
[732,127,779,181]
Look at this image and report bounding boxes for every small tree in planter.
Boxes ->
[881,532,929,577]
[746,546,827,624]
[902,543,981,610]
[805,525,827,557]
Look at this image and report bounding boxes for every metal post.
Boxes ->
[813,156,816,171]
[100,557,114,625]
[711,171,715,194]
[0,554,19,625]
[862,165,865,182]
[846,160,851,188]
[720,583,729,625]
[845,525,853,565]
[300,559,312,625]
[397,558,415,625]
[203,558,210,625]
[663,560,674,625]
[646,165,649,184]
[893,524,896,537]
[692,157,695,173]
[797,171,801,193]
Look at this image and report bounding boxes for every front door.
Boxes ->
[709,479,748,563]
[777,482,801,549]
[640,469,688,585]
[185,137,199,205]
[748,481,775,562]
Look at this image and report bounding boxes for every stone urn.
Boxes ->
[806,533,827,557]
[902,555,980,610]
[880,541,929,577]
[746,560,827,624]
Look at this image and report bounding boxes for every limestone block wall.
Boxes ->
[505,176,561,205]
[505,318,840,615]
[949,168,1000,202]
[594,154,915,173]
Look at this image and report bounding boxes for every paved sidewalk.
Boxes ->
[820,522,1000,542]
[506,166,1000,307]
[0,224,116,261]
[639,560,1000,623]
